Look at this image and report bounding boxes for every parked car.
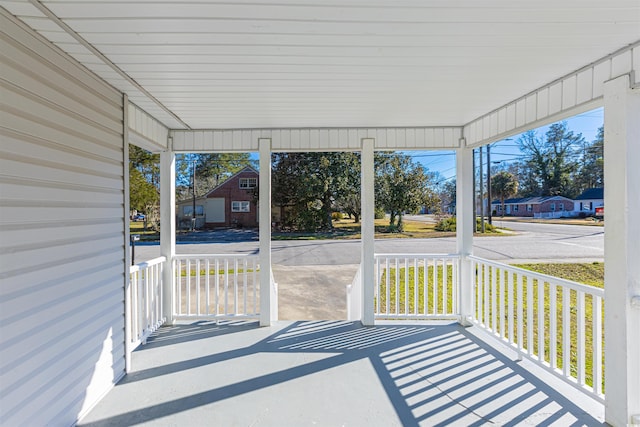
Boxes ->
[595,206,604,219]
[133,214,145,221]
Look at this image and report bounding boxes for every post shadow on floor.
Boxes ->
[79,320,604,427]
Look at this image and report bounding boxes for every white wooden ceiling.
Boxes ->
[3,0,639,130]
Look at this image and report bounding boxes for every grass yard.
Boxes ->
[376,263,457,316]
[130,221,159,238]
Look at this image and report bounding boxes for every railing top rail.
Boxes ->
[173,254,259,260]
[375,253,460,259]
[130,256,167,274]
[468,255,604,297]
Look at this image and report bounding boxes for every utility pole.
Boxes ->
[479,147,485,233]
[472,149,477,232]
[192,159,197,231]
[487,144,492,225]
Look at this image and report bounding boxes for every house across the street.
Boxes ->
[492,195,575,218]
[574,188,604,215]
[176,166,259,229]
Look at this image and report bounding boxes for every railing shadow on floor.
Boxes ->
[79,320,604,427]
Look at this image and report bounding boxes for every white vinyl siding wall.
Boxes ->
[1,11,126,426]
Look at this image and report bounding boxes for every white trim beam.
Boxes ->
[127,102,170,152]
[171,127,462,152]
[464,42,640,147]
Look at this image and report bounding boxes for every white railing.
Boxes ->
[128,256,166,350]
[173,254,260,320]
[374,254,460,319]
[469,256,605,400]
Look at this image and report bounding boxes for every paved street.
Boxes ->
[134,222,604,265]
[132,222,604,320]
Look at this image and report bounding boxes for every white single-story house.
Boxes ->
[574,188,604,215]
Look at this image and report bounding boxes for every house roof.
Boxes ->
[492,195,573,205]
[3,2,638,131]
[204,166,259,197]
[575,188,604,200]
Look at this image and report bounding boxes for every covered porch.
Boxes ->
[1,2,639,426]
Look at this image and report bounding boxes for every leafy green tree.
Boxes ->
[333,153,362,222]
[272,152,359,231]
[491,171,518,216]
[129,145,159,214]
[129,167,159,212]
[375,153,439,231]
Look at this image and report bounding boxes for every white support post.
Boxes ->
[361,138,375,326]
[456,145,474,326]
[603,74,640,427]
[122,95,132,373]
[259,138,275,326]
[160,148,176,324]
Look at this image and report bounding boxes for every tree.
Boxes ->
[129,145,159,214]
[438,179,457,214]
[271,152,360,231]
[491,171,518,216]
[517,122,583,197]
[375,153,439,231]
[574,126,604,190]
[333,153,362,222]
[129,167,159,213]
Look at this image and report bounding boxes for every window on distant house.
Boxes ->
[183,205,204,217]
[497,205,502,211]
[527,204,532,212]
[513,205,519,212]
[551,203,556,211]
[239,178,257,189]
[559,203,564,211]
[232,201,250,212]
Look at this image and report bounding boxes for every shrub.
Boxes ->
[374,208,386,220]
[331,212,344,221]
[435,217,457,232]
[434,217,497,233]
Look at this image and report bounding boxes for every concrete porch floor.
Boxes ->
[79,321,604,426]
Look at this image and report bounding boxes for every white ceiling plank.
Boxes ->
[2,0,638,132]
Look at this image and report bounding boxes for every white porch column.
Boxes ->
[259,138,276,326]
[160,149,176,324]
[603,74,640,426]
[361,138,375,326]
[456,145,474,326]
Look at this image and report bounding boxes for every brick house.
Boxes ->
[177,167,259,228]
[492,195,575,217]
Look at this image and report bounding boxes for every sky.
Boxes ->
[408,107,604,184]
[246,107,604,182]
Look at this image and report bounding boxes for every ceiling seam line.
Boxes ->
[26,0,191,130]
